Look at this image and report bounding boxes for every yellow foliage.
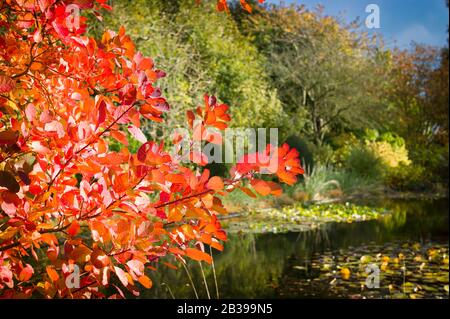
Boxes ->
[367,141,411,168]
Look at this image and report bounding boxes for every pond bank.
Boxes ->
[220,191,449,234]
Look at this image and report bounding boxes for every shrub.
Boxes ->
[367,140,411,168]
[0,0,302,299]
[344,147,384,181]
[332,170,382,194]
[384,164,429,191]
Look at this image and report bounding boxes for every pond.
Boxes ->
[144,198,449,299]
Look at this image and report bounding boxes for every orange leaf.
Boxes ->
[19,264,34,282]
[266,181,283,196]
[91,249,110,269]
[206,176,224,191]
[166,174,186,184]
[185,248,212,264]
[110,130,129,146]
[239,186,257,198]
[163,262,178,270]
[138,275,152,289]
[210,241,224,251]
[46,266,59,282]
[251,179,271,196]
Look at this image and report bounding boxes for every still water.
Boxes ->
[144,198,449,299]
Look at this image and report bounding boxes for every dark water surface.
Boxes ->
[144,198,449,299]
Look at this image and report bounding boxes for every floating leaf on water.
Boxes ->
[341,267,351,280]
[381,256,390,263]
[360,255,372,264]
[293,266,307,271]
[402,282,415,294]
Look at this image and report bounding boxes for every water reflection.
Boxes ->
[143,198,449,299]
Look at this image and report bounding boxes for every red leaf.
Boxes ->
[0,130,19,145]
[0,75,15,94]
[67,221,80,237]
[96,100,107,129]
[137,142,151,162]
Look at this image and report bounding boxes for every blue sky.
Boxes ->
[265,0,449,49]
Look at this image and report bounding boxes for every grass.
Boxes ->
[285,164,382,203]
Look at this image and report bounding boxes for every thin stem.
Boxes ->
[181,262,199,299]
[198,261,211,300]
[162,283,176,299]
[209,245,220,299]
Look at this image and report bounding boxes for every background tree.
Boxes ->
[100,0,285,142]
[233,4,387,146]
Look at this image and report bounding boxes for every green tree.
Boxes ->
[233,5,387,146]
[101,0,285,140]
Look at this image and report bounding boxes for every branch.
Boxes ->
[0,241,21,252]
[47,103,137,190]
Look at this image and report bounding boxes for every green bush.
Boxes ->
[384,164,430,191]
[331,132,360,167]
[344,147,384,181]
[332,170,382,194]
[309,143,336,166]
[410,144,449,184]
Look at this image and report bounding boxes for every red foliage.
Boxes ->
[0,0,299,299]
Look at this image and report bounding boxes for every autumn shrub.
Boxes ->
[0,0,304,299]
